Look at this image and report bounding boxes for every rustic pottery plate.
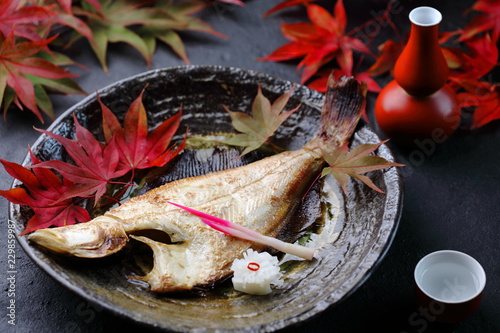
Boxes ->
[10,65,403,332]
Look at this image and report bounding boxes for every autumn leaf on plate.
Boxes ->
[0,31,79,122]
[258,1,372,83]
[321,140,403,193]
[0,150,90,235]
[34,114,129,204]
[100,87,186,173]
[1,86,186,233]
[223,85,300,156]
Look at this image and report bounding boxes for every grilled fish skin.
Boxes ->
[28,75,367,292]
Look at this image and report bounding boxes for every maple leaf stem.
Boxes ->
[107,180,136,187]
[98,195,123,207]
[71,196,89,205]
[98,171,137,207]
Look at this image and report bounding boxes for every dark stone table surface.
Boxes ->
[0,0,498,332]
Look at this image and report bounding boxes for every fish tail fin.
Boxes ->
[309,74,367,150]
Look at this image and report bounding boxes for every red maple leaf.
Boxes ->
[0,31,78,122]
[368,32,461,78]
[449,33,499,83]
[309,68,381,93]
[216,0,245,6]
[45,1,94,43]
[460,0,500,42]
[367,39,404,77]
[53,0,102,13]
[52,0,72,13]
[100,89,186,173]
[1,88,186,234]
[258,1,372,83]
[454,79,500,129]
[263,0,317,18]
[34,114,129,204]
[368,30,498,87]
[0,150,90,235]
[0,0,55,41]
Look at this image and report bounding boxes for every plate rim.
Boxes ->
[10,64,403,332]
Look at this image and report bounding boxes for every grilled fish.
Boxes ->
[28,75,367,292]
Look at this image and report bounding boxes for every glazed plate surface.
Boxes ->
[10,65,403,332]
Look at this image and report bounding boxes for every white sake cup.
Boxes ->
[414,250,486,323]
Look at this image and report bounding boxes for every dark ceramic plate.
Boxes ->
[10,65,403,332]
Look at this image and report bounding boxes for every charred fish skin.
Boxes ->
[28,75,367,293]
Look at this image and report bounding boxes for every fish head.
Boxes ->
[28,216,128,258]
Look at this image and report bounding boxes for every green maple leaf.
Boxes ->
[223,85,300,156]
[73,0,167,72]
[74,0,225,71]
[139,0,227,64]
[321,140,403,193]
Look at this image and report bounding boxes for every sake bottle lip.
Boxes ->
[409,6,442,27]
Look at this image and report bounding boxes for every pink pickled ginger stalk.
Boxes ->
[168,202,315,260]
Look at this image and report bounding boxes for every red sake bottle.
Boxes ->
[375,6,460,147]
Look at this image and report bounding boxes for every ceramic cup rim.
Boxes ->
[414,250,486,304]
[410,6,442,27]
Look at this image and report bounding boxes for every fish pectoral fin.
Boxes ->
[130,235,195,292]
[28,217,128,258]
